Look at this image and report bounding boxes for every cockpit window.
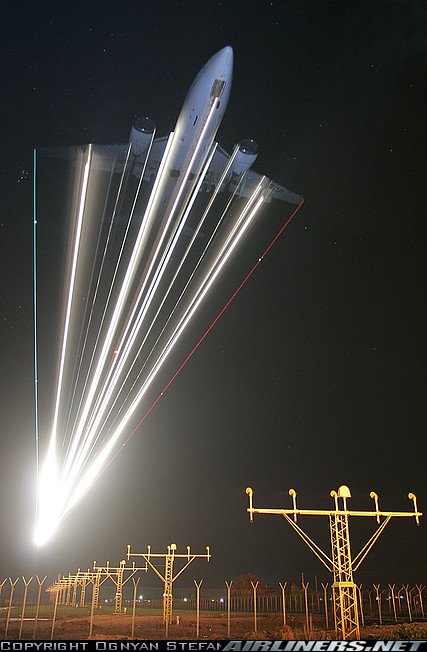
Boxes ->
[210,79,225,98]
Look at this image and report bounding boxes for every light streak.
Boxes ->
[63,135,154,460]
[33,149,39,476]
[139,194,267,393]
[34,147,92,544]
[51,146,92,442]
[66,100,220,487]
[61,131,176,484]
[70,141,151,432]
[35,113,304,544]
[60,134,174,484]
[64,192,267,516]
[104,99,220,387]
[40,181,265,530]
[127,145,251,396]
[61,148,120,457]
[33,147,41,543]
[147,188,267,376]
[63,100,219,488]
[115,196,305,456]
[137,142,241,354]
[82,143,219,458]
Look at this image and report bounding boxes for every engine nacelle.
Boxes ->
[230,139,258,177]
[129,116,155,156]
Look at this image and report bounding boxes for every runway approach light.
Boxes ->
[245,485,422,640]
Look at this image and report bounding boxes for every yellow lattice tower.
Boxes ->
[163,551,174,625]
[64,574,72,605]
[45,582,57,605]
[46,575,67,606]
[67,569,90,608]
[127,543,210,637]
[92,569,102,610]
[116,561,125,614]
[93,559,144,614]
[245,485,422,640]
[329,488,359,639]
[68,570,85,608]
[78,571,93,608]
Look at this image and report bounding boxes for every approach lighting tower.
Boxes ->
[92,559,146,613]
[127,543,210,636]
[245,485,421,640]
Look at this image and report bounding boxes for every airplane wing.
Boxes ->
[39,137,169,178]
[40,138,302,205]
[204,145,303,204]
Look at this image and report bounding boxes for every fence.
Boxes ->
[128,585,426,622]
[0,576,425,640]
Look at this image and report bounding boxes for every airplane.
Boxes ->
[42,46,302,206]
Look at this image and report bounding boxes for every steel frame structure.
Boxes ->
[245,485,421,640]
[93,559,145,613]
[127,543,210,637]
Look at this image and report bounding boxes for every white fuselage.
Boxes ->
[170,46,233,174]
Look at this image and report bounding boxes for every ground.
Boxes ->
[2,609,427,641]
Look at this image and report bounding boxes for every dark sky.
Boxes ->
[0,0,425,591]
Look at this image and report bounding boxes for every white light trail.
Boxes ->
[126,145,252,393]
[64,135,155,456]
[34,97,294,546]
[78,143,219,461]
[60,134,175,485]
[64,100,220,489]
[63,191,266,517]
[61,147,125,455]
[50,147,92,442]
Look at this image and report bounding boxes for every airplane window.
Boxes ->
[210,79,225,98]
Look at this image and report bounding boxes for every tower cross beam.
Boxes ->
[248,507,422,519]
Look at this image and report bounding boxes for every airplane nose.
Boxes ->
[218,45,233,68]
[210,45,233,74]
[201,46,234,84]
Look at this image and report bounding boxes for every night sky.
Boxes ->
[0,1,425,590]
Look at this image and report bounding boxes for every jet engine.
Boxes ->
[229,139,258,177]
[129,116,155,156]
